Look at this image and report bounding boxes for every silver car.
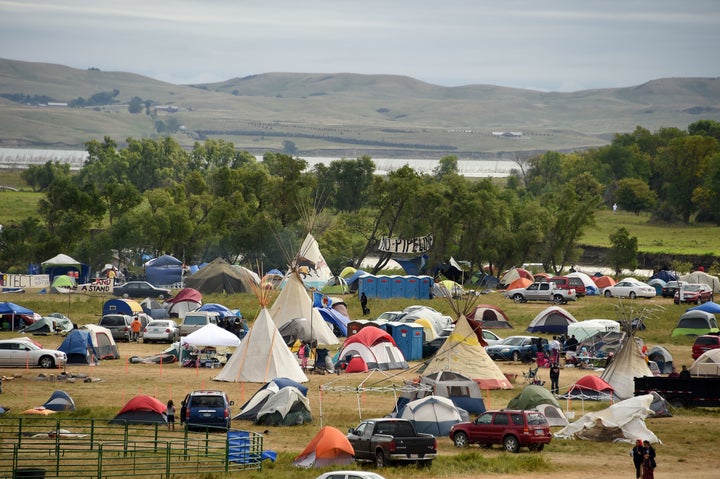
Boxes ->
[143,319,180,343]
[0,338,67,368]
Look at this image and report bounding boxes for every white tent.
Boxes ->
[398,395,466,436]
[291,233,334,290]
[690,349,720,376]
[181,323,241,348]
[600,332,653,400]
[555,394,661,444]
[567,319,621,343]
[422,315,513,389]
[680,270,720,293]
[42,253,82,269]
[214,307,308,383]
[269,272,339,346]
[255,386,312,425]
[535,404,569,427]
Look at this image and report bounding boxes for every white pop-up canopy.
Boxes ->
[180,323,241,348]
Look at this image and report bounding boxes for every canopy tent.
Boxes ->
[0,301,36,331]
[181,323,241,348]
[560,375,615,401]
[42,253,90,284]
[679,270,720,293]
[567,319,621,343]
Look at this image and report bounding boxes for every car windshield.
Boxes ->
[684,284,702,291]
[501,337,526,346]
[184,316,206,325]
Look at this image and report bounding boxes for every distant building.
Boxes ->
[154,105,179,113]
[47,102,68,107]
[492,131,523,137]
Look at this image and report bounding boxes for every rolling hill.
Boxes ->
[1,58,719,159]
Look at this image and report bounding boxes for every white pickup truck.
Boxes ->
[504,281,577,304]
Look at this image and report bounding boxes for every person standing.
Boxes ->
[166,399,175,430]
[298,341,308,371]
[549,336,561,364]
[360,292,369,316]
[631,439,644,479]
[642,452,655,479]
[549,362,561,394]
[131,317,142,342]
[679,365,691,379]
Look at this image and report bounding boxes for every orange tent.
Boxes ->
[592,275,616,289]
[21,407,55,415]
[507,277,533,291]
[293,425,355,468]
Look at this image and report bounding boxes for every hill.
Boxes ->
[1,58,719,158]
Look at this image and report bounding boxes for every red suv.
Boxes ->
[674,283,714,305]
[550,276,586,297]
[692,334,720,359]
[449,409,551,453]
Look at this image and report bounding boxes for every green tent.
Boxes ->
[671,310,719,337]
[507,384,561,410]
[51,275,76,293]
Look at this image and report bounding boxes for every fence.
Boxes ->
[0,417,263,478]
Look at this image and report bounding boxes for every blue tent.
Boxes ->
[198,303,235,319]
[58,329,100,364]
[651,270,678,283]
[43,390,77,411]
[318,308,349,336]
[144,254,183,286]
[687,301,720,314]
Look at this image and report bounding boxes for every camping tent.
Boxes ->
[527,306,578,334]
[43,390,76,411]
[600,331,653,400]
[181,323,241,348]
[555,394,661,444]
[214,306,308,383]
[254,386,312,426]
[647,346,674,374]
[535,404,569,427]
[140,297,169,319]
[500,267,533,286]
[560,375,615,401]
[144,254,183,286]
[291,233,334,290]
[466,304,513,329]
[422,315,513,389]
[592,275,616,290]
[506,277,533,291]
[103,298,143,316]
[647,278,666,296]
[687,301,720,314]
[568,272,598,295]
[567,319,620,343]
[671,310,719,337]
[21,314,74,335]
[58,329,101,364]
[689,349,720,376]
[110,395,167,425]
[269,272,339,346]
[184,258,257,294]
[404,370,486,414]
[79,324,120,360]
[336,327,408,371]
[164,288,202,318]
[432,280,465,299]
[293,426,354,468]
[507,384,561,410]
[42,253,90,284]
[680,270,720,293]
[234,378,308,421]
[398,395,466,436]
[50,275,76,293]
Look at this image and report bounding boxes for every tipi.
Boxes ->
[291,233,334,290]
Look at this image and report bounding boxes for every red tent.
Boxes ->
[165,288,202,304]
[466,304,513,329]
[564,375,615,400]
[110,395,167,424]
[343,326,397,348]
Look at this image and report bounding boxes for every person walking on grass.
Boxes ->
[131,317,142,342]
[166,400,175,430]
[631,439,644,479]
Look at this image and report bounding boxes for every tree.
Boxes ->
[608,227,638,278]
[433,155,458,178]
[283,140,298,155]
[20,161,71,192]
[615,178,657,214]
[128,96,143,114]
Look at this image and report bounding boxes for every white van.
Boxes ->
[180,311,220,336]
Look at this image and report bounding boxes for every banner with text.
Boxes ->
[377,234,433,254]
[77,278,114,294]
[2,274,50,289]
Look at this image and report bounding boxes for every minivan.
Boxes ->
[98,314,133,342]
[180,311,220,336]
[183,390,234,431]
[550,276,586,297]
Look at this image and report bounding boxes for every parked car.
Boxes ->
[112,281,171,299]
[180,311,221,336]
[374,311,406,322]
[98,314,133,342]
[143,319,180,343]
[0,338,67,368]
[674,283,714,305]
[661,280,686,298]
[550,275,586,297]
[504,282,577,304]
[315,472,386,479]
[692,334,720,359]
[486,336,548,361]
[346,418,437,467]
[183,390,234,431]
[603,278,656,299]
[449,409,552,452]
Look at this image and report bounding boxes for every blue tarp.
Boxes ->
[144,254,183,286]
[687,301,720,314]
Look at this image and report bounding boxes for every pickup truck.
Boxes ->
[347,418,437,467]
[634,376,720,408]
[504,282,577,304]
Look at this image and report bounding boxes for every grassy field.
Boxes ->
[0,291,718,478]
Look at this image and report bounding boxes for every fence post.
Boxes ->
[97,443,103,479]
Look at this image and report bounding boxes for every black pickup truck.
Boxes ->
[347,418,437,467]
[634,376,720,408]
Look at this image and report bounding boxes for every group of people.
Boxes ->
[631,439,656,479]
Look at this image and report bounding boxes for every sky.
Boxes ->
[1,0,718,92]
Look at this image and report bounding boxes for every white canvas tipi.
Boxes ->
[270,272,338,346]
[423,315,513,389]
[214,297,308,384]
[292,233,333,290]
[600,335,652,399]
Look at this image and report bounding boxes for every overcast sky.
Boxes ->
[1,0,718,92]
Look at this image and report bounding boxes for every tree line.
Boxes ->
[2,120,718,278]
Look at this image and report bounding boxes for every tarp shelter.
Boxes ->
[466,304,513,329]
[58,329,101,364]
[671,310,719,337]
[560,375,615,401]
[567,319,621,343]
[110,395,167,425]
[144,254,183,286]
[103,298,143,316]
[141,297,169,319]
[42,253,90,284]
[184,258,257,294]
[181,323,241,348]
[527,306,578,334]
[80,325,120,360]
[647,346,674,374]
[50,275,76,293]
[43,390,76,411]
[395,254,429,276]
[293,425,355,468]
[507,384,561,410]
[422,315,513,390]
[651,270,677,283]
[405,370,486,414]
[164,288,202,318]
[336,327,408,371]
[21,314,73,335]
[687,301,720,314]
[680,270,720,293]
[214,306,308,383]
[0,301,36,331]
[689,349,720,376]
[554,394,661,444]
[254,386,312,426]
[398,395,466,436]
[234,378,308,421]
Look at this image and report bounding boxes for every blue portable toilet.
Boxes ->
[404,276,419,298]
[418,276,433,299]
[377,276,393,299]
[359,274,378,298]
[390,275,405,298]
[381,322,423,361]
